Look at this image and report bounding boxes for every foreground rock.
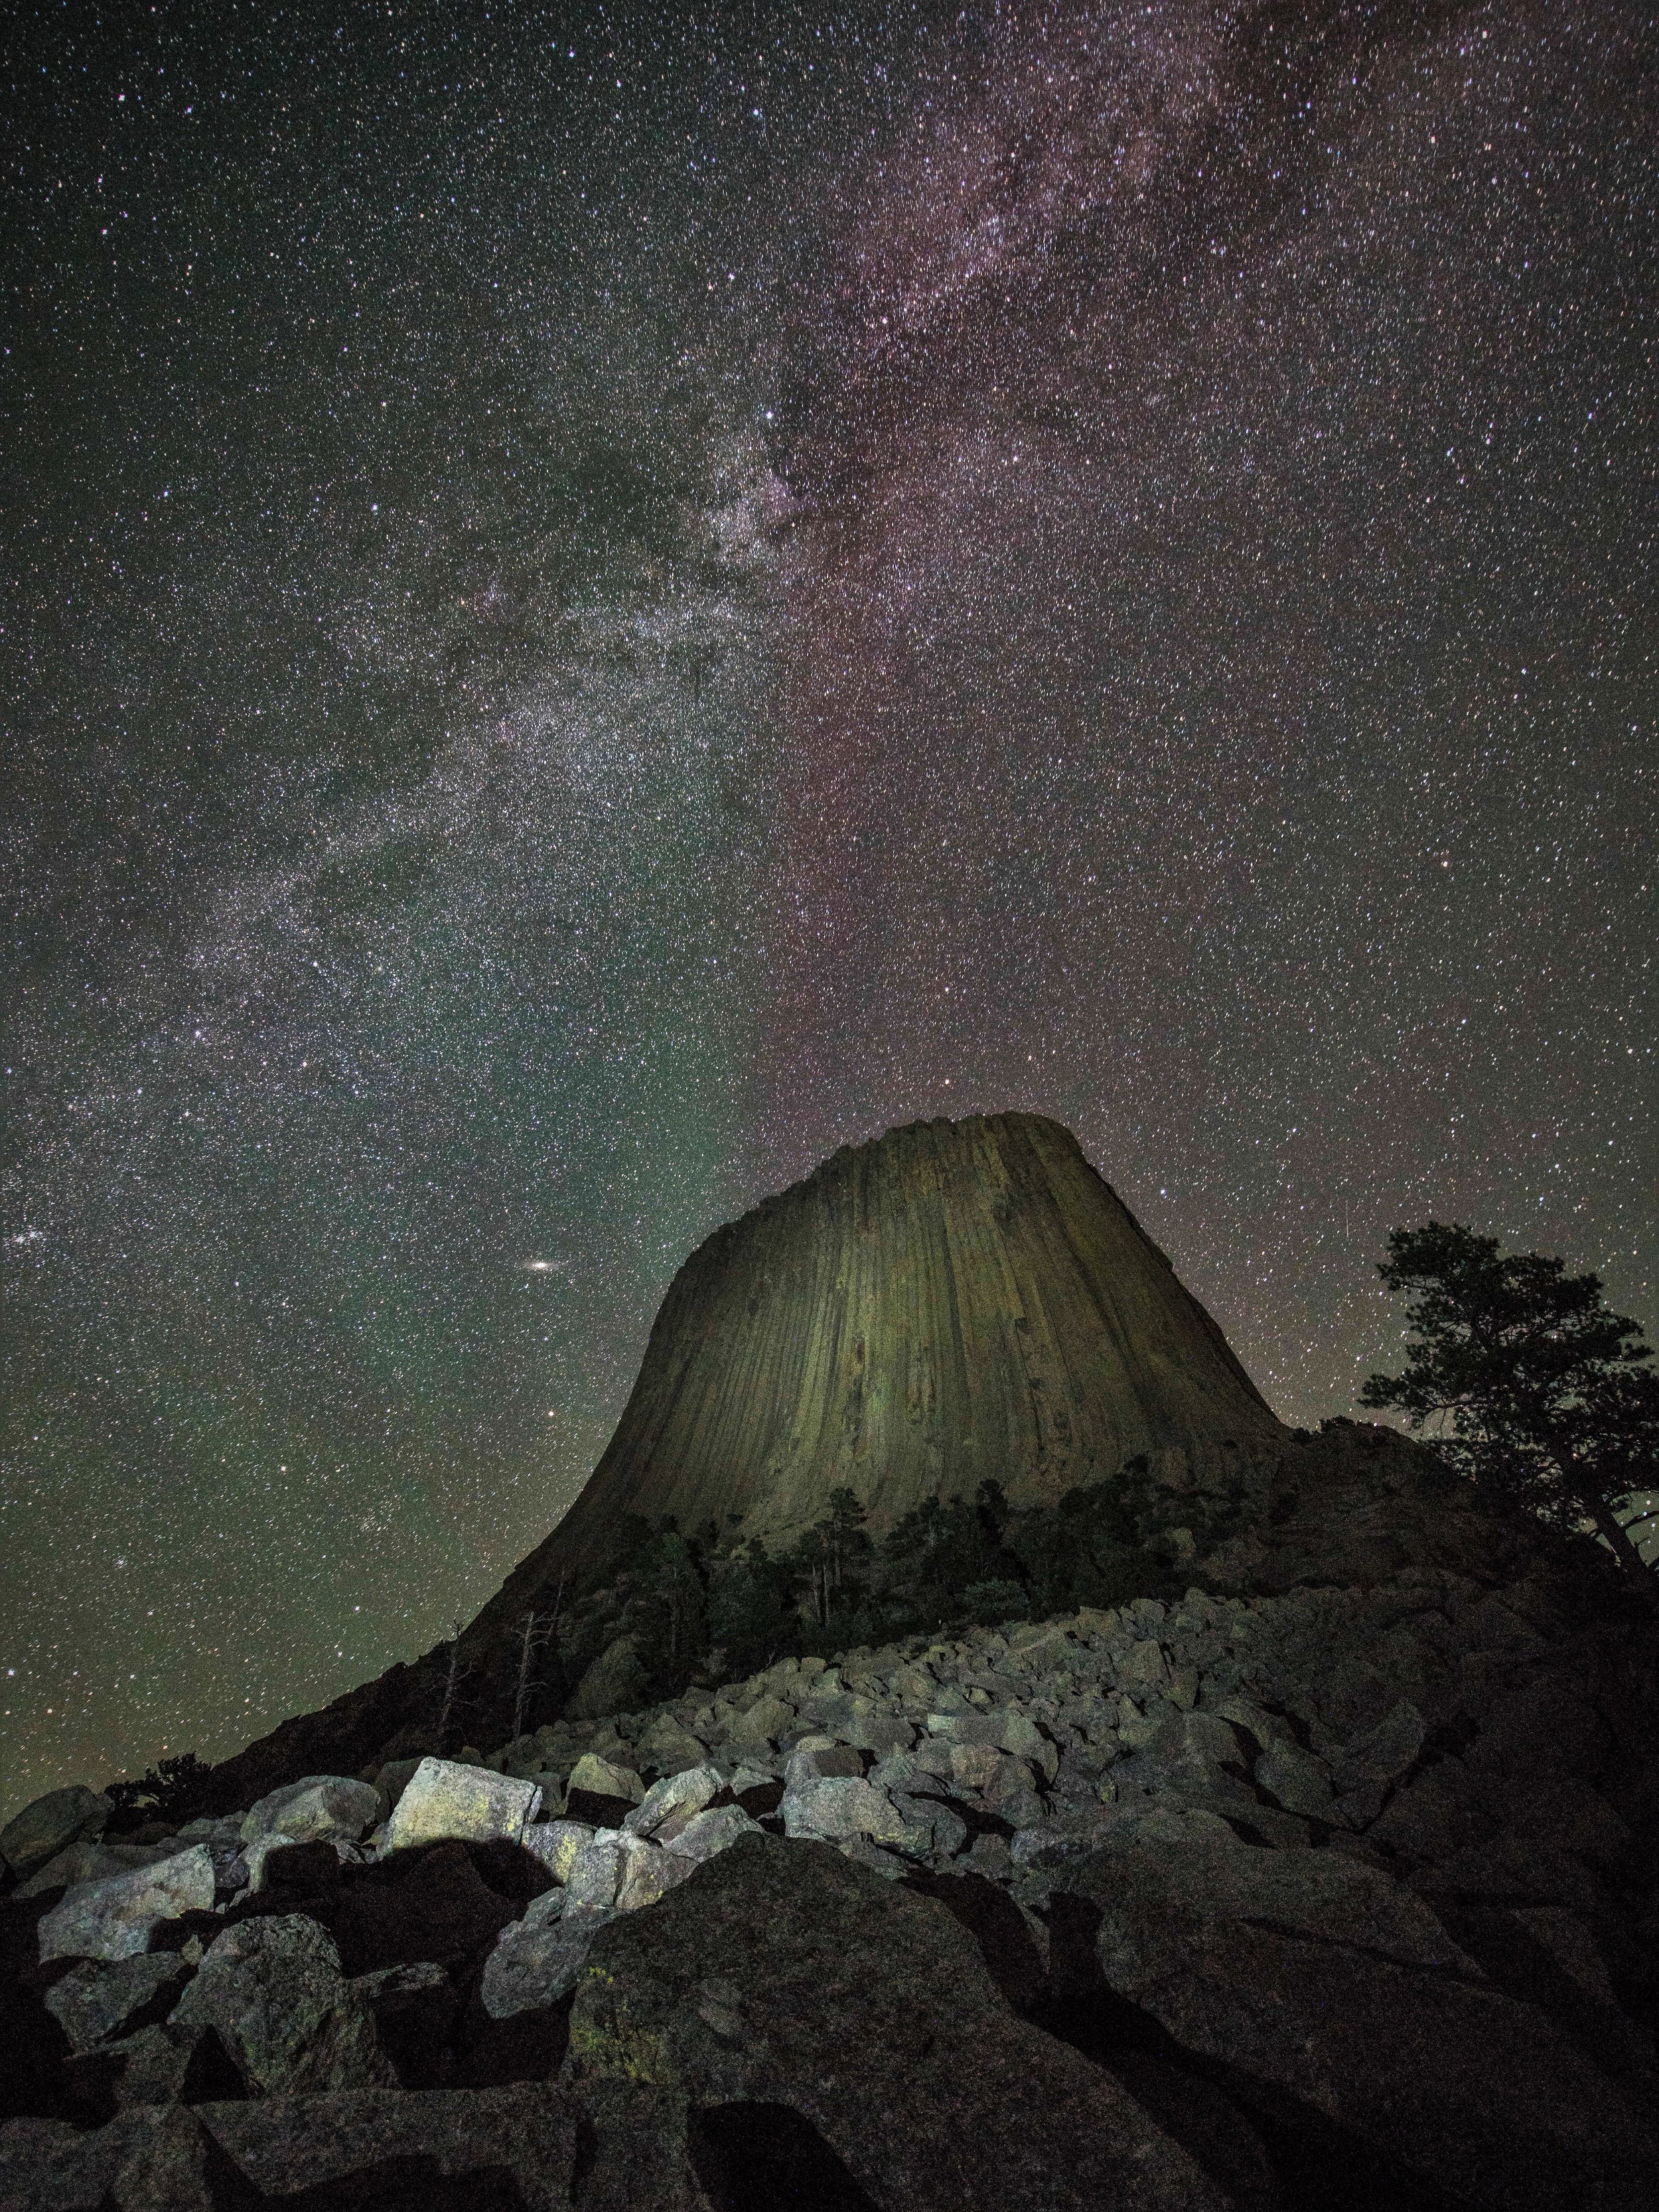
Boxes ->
[36,1844,215,1962]
[0,2085,578,2210]
[1058,1827,1655,2211]
[43,1953,194,2054]
[171,1913,396,2095]
[382,1756,541,1851]
[0,1787,111,1883]
[567,1830,1230,2212]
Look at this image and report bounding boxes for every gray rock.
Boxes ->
[524,1817,595,1882]
[239,1774,383,1848]
[44,1951,194,2053]
[784,1740,864,1785]
[1332,1698,1426,1791]
[482,1894,618,2018]
[563,2079,713,2212]
[623,1763,720,1840]
[567,1831,1228,2212]
[566,1751,646,1803]
[1112,1709,1258,1812]
[869,1750,923,1791]
[634,1713,711,1774]
[781,1774,928,1851]
[371,1756,424,1808]
[170,1912,396,2095]
[197,2085,577,2208]
[661,1803,760,1865]
[382,1756,541,1851]
[850,1714,917,1755]
[892,1792,969,1858]
[1254,1742,1341,1822]
[0,2105,211,2212]
[563,1827,670,1909]
[0,1785,111,1882]
[1072,1825,1654,2212]
[37,1844,215,1963]
[16,1836,189,1902]
[725,1693,792,1749]
[109,2022,223,2110]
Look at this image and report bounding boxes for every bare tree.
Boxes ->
[512,1606,554,1741]
[433,1618,472,1754]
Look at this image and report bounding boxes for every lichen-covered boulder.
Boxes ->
[0,1785,111,1882]
[566,1752,645,1804]
[43,1952,194,2053]
[482,1894,617,2019]
[1070,1827,1654,2211]
[381,1757,540,1852]
[780,1773,928,1852]
[36,1844,215,1963]
[240,1774,384,1848]
[567,1831,1229,2212]
[170,1913,396,2097]
[624,1764,720,1842]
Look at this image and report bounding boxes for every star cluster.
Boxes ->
[3,0,1652,1817]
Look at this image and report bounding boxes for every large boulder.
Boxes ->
[42,1953,194,2054]
[482,1894,618,2019]
[170,1913,396,2096]
[565,1830,1230,2212]
[0,2105,212,2212]
[1068,1827,1654,2211]
[381,1757,540,1852]
[196,2085,577,2208]
[0,2087,578,2211]
[240,1775,384,1848]
[0,1786,111,1882]
[566,1752,645,1804]
[36,1844,215,1963]
[624,1764,720,1841]
[779,1773,928,1852]
[16,1836,194,1903]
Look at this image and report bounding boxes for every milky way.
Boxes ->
[3,0,1653,1815]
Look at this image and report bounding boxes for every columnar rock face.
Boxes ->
[510,1113,1281,1588]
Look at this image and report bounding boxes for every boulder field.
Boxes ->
[4,1564,1657,2209]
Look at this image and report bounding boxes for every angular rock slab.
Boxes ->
[382,1756,541,1851]
[624,1763,721,1840]
[567,1831,1229,2212]
[43,1951,194,2053]
[171,1911,396,2096]
[36,1843,215,1962]
[0,2105,212,2212]
[0,2087,579,2211]
[780,1774,927,1851]
[240,1773,384,1846]
[198,2084,578,2208]
[1070,1829,1654,2212]
[482,1894,618,2019]
[567,1752,646,1804]
[0,1784,111,1882]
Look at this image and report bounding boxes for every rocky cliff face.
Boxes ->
[528,1112,1282,1571]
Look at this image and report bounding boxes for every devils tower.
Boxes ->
[496,1111,1280,1590]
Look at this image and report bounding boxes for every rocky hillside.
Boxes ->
[186,1116,1550,1803]
[5,1113,1656,2205]
[3,1542,1657,2209]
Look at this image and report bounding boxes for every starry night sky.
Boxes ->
[3,0,1653,1819]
